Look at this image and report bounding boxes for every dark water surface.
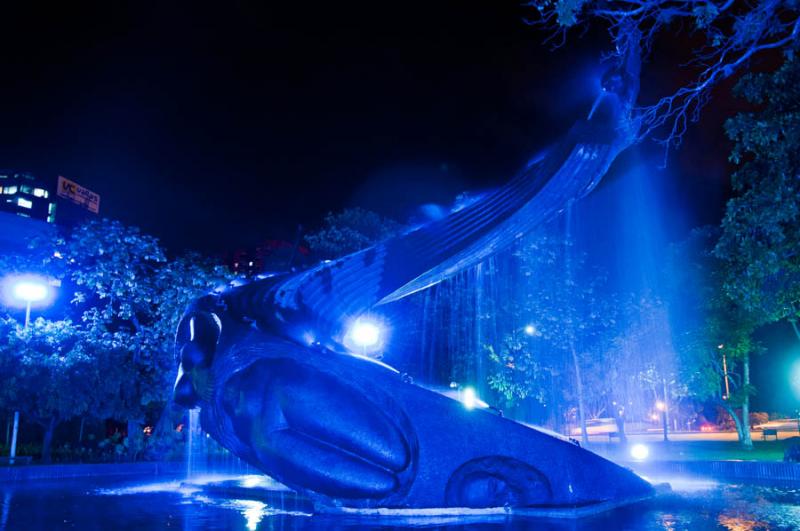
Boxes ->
[1,474,799,530]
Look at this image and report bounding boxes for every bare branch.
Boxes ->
[525,0,800,154]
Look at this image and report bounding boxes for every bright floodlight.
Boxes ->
[630,443,649,460]
[524,324,537,336]
[350,320,381,348]
[462,387,477,410]
[655,400,666,412]
[13,280,48,303]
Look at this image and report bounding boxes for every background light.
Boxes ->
[630,443,649,460]
[524,324,537,336]
[790,359,800,401]
[655,400,666,412]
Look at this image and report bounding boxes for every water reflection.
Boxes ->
[717,514,766,531]
[1,474,799,530]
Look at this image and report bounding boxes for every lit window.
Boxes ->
[16,212,30,218]
[21,185,32,194]
[47,215,56,223]
[33,188,48,198]
[0,175,6,179]
[48,203,56,214]
[248,261,254,267]
[4,186,17,194]
[17,197,32,209]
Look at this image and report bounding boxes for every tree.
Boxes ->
[304,208,404,260]
[609,294,688,441]
[526,0,799,149]
[62,220,232,456]
[0,317,108,462]
[0,218,231,461]
[668,227,759,447]
[486,225,618,443]
[715,57,800,343]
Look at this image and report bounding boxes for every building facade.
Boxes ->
[0,171,56,223]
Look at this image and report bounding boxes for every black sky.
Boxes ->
[0,1,732,255]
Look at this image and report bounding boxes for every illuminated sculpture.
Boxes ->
[174,26,654,513]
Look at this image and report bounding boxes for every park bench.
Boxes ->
[762,428,779,441]
[0,456,32,465]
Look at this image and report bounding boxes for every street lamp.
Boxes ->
[719,343,731,400]
[13,279,49,327]
[3,274,53,464]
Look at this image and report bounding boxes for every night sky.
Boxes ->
[0,1,734,255]
[2,2,795,410]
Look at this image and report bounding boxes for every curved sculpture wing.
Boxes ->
[226,36,641,349]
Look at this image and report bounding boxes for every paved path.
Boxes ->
[587,429,799,443]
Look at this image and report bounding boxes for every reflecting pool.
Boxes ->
[1,474,799,530]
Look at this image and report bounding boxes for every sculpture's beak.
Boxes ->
[173,367,199,408]
[173,311,220,409]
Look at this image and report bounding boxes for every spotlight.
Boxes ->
[350,320,380,348]
[462,387,478,410]
[630,443,649,460]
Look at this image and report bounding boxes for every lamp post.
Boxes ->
[13,280,49,327]
[719,344,730,400]
[656,400,668,442]
[6,275,51,464]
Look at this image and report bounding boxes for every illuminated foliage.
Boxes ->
[715,58,800,340]
[0,219,231,460]
[486,225,618,439]
[668,226,760,447]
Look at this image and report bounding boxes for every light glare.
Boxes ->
[13,281,48,303]
[630,443,649,460]
[350,320,380,348]
[462,387,477,410]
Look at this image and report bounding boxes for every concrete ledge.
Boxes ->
[0,461,186,483]
[626,460,800,484]
[320,494,655,520]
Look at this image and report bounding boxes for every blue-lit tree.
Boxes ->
[0,318,110,462]
[0,219,231,461]
[714,58,800,344]
[486,226,619,442]
[667,226,759,447]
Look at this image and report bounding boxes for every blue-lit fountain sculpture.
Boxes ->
[173,27,654,515]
